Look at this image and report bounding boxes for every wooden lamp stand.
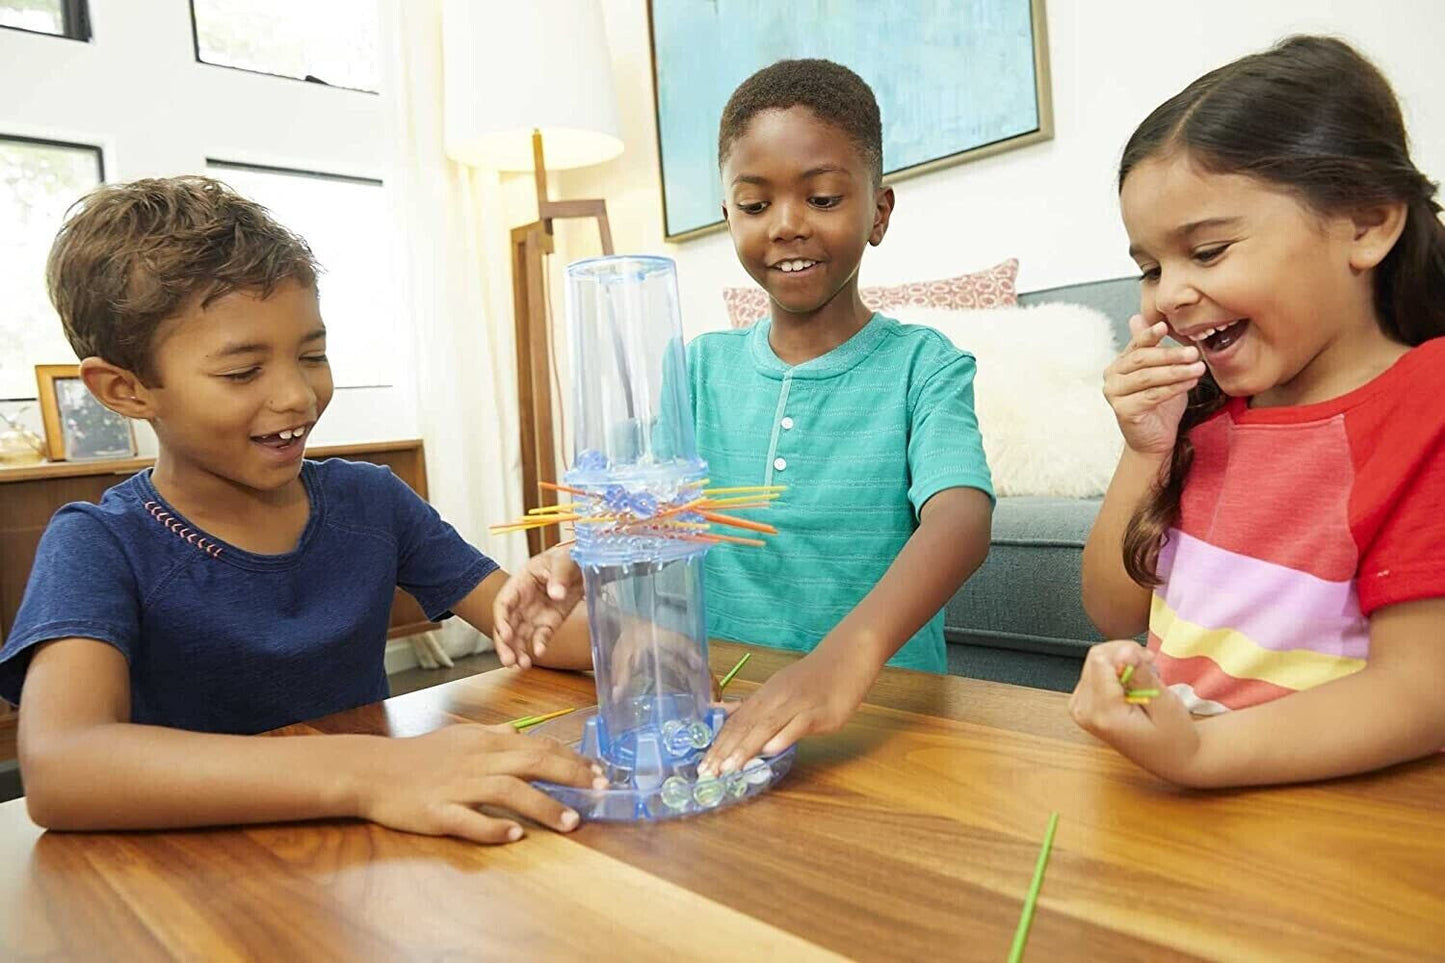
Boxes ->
[511,129,614,555]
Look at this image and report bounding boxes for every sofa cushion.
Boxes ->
[1017,276,1139,354]
[906,303,1121,498]
[940,277,1141,691]
[722,258,1019,328]
[944,495,1103,658]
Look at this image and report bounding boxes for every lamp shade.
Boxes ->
[441,0,624,171]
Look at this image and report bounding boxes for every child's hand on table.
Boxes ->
[697,648,876,777]
[493,545,583,668]
[360,723,607,844]
[1068,640,1201,784]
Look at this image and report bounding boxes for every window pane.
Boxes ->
[0,0,63,35]
[0,137,103,399]
[192,0,379,92]
[207,162,394,388]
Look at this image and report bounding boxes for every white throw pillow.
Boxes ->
[905,303,1123,499]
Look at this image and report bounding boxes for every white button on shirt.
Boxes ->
[781,416,795,430]
[773,457,787,471]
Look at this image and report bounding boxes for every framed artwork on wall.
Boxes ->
[35,364,138,462]
[646,0,1052,241]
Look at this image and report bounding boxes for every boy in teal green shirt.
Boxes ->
[689,314,991,673]
[495,59,994,773]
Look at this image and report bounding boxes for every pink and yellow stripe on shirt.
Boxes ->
[1149,410,1369,713]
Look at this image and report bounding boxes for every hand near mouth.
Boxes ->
[1104,314,1208,457]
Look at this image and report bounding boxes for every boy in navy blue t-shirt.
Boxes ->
[0,177,600,843]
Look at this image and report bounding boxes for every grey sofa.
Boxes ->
[943,277,1141,691]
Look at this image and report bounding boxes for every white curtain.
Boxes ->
[381,0,531,666]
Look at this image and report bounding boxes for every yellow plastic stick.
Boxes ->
[510,706,577,730]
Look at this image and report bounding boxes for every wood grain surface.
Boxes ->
[1,641,1440,961]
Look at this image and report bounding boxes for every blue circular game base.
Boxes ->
[527,706,796,822]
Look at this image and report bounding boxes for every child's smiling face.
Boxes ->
[146,279,333,492]
[1121,153,1393,405]
[721,106,892,320]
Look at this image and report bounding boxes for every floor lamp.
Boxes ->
[442,0,623,555]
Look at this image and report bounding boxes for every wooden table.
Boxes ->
[1,642,1441,961]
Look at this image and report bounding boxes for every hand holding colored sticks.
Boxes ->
[1068,640,1203,785]
[1117,662,1160,704]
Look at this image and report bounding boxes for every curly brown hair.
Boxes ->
[46,175,319,386]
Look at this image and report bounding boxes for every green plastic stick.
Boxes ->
[718,652,752,692]
[1118,664,1135,687]
[1124,688,1159,698]
[1007,811,1060,963]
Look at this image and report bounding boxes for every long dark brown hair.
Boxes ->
[1118,35,1445,585]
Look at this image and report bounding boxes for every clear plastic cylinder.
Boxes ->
[564,255,700,482]
[581,555,712,776]
[563,255,713,779]
[530,254,794,820]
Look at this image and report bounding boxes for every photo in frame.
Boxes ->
[35,364,138,462]
[647,0,1052,240]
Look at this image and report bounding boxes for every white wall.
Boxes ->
[0,0,416,452]
[558,0,1445,340]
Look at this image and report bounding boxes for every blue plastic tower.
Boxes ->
[528,255,793,821]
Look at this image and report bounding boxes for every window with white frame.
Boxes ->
[0,135,103,399]
[208,160,392,388]
[190,0,379,92]
[0,2,397,422]
[0,0,89,41]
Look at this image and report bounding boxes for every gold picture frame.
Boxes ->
[34,364,138,462]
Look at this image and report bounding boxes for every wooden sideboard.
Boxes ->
[0,440,439,761]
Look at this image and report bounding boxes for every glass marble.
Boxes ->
[660,776,692,810]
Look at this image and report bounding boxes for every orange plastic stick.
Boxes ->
[699,510,778,535]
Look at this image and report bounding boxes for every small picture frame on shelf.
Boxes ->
[35,364,137,462]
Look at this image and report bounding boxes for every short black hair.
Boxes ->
[718,58,883,183]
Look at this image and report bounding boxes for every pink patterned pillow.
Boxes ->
[722,258,1019,328]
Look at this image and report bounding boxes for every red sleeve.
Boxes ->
[1353,345,1445,615]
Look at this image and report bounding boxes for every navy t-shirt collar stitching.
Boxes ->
[142,501,224,558]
